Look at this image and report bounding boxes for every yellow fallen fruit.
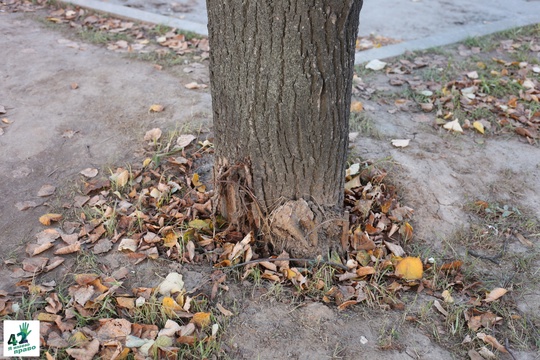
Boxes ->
[395,256,423,280]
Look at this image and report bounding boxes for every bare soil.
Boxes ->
[1,6,539,360]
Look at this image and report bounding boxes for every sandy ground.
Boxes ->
[1,7,539,360]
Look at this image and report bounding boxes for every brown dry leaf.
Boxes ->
[15,200,40,211]
[476,332,508,353]
[80,168,98,178]
[45,351,56,360]
[356,266,376,277]
[44,257,65,272]
[400,222,413,241]
[116,297,135,309]
[433,299,448,317]
[468,349,484,360]
[116,169,130,187]
[39,213,63,226]
[515,127,537,138]
[384,241,405,257]
[149,104,164,113]
[37,184,56,197]
[515,233,534,247]
[184,82,207,90]
[97,318,132,340]
[395,257,423,280]
[439,260,463,271]
[54,241,81,255]
[93,238,113,254]
[26,242,55,256]
[22,257,48,272]
[75,273,100,285]
[216,303,233,317]
[484,287,507,302]
[191,312,211,328]
[337,300,358,311]
[163,232,178,248]
[66,338,100,360]
[45,293,63,314]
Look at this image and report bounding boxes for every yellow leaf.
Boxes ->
[163,232,178,248]
[143,158,152,167]
[162,296,183,316]
[484,287,507,302]
[350,101,364,113]
[473,121,485,134]
[69,331,88,346]
[39,213,63,226]
[192,173,202,187]
[191,312,211,328]
[149,104,164,112]
[395,257,423,280]
[37,312,59,322]
[356,266,376,277]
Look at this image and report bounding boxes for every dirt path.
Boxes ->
[1,5,539,360]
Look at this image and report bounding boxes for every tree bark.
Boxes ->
[207,0,362,257]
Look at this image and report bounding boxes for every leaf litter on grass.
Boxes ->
[2,125,521,358]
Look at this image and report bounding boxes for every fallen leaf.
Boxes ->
[515,127,536,138]
[484,287,507,302]
[391,139,410,148]
[176,134,196,148]
[468,349,484,360]
[467,71,479,79]
[37,184,56,197]
[2,118,12,124]
[395,257,423,280]
[22,257,48,272]
[443,119,463,133]
[39,213,63,226]
[384,241,405,257]
[216,303,233,316]
[191,312,211,328]
[472,121,485,134]
[144,128,162,142]
[66,338,100,360]
[97,319,131,341]
[184,82,207,90]
[477,332,508,353]
[80,168,98,178]
[337,300,358,311]
[26,242,54,256]
[54,241,81,255]
[433,299,448,317]
[149,104,164,113]
[118,238,138,252]
[439,260,463,271]
[365,59,387,71]
[350,101,363,113]
[157,272,184,296]
[15,200,40,211]
[515,233,533,247]
[356,266,376,277]
[442,290,454,304]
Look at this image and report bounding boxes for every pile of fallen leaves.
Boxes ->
[356,34,540,143]
[1,125,522,357]
[1,0,210,60]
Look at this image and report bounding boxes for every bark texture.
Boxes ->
[207,0,362,256]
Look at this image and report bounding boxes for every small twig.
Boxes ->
[504,338,517,360]
[223,257,349,271]
[467,250,501,265]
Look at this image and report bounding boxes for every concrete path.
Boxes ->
[66,0,540,63]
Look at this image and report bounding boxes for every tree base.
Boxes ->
[215,159,349,258]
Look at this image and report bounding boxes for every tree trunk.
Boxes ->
[207,0,362,257]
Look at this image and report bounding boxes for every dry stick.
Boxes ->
[467,234,510,265]
[504,339,517,360]
[223,257,349,271]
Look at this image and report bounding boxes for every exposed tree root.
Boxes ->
[214,158,348,258]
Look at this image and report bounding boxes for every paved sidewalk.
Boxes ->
[68,0,540,62]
